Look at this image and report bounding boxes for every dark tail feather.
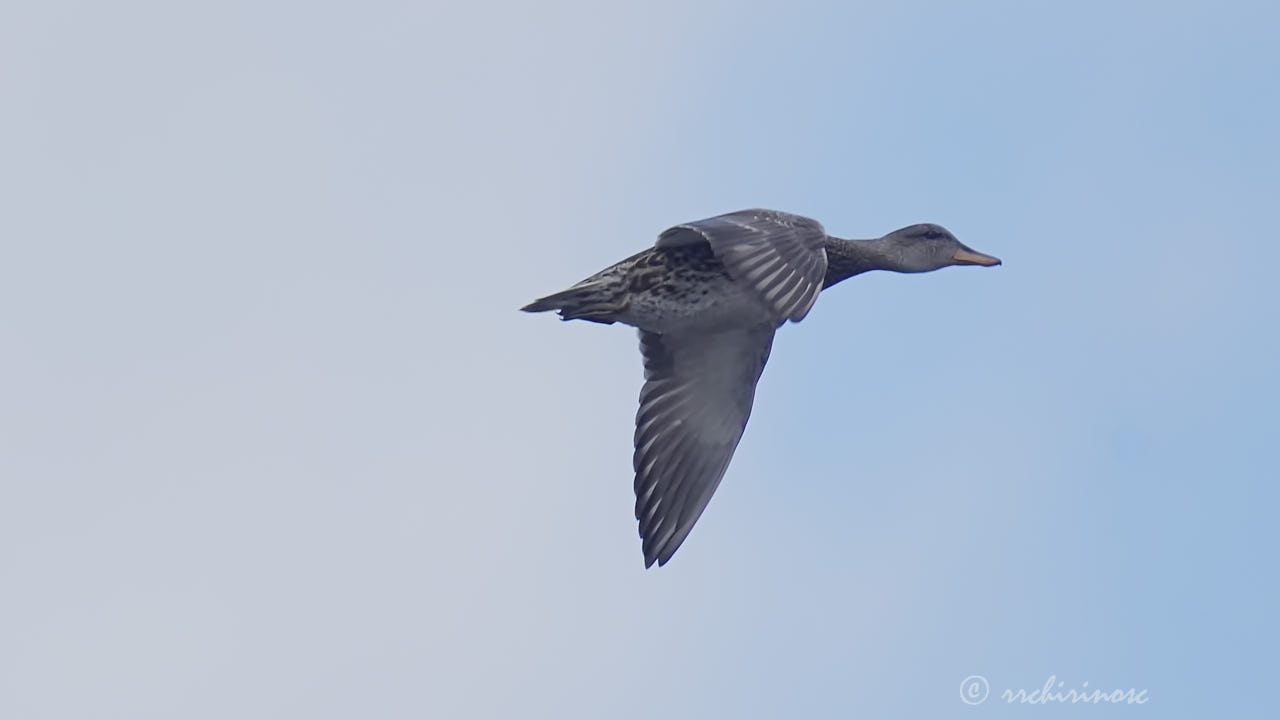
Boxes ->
[520,295,568,314]
[520,281,622,324]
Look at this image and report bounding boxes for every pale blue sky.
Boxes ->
[2,1,1276,718]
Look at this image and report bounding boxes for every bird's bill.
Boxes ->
[952,247,1002,266]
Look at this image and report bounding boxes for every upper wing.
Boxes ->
[633,325,776,567]
[657,209,829,322]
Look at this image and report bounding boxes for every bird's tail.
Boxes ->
[521,279,626,325]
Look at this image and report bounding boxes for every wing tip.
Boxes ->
[641,541,675,569]
[640,518,693,569]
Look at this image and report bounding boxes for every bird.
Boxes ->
[522,208,1001,568]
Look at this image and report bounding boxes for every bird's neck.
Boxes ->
[822,236,903,288]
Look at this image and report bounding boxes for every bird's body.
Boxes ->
[523,209,1000,567]
[525,242,768,334]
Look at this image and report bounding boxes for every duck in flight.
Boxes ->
[522,209,1001,568]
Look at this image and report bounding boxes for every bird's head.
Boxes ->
[878,223,1002,273]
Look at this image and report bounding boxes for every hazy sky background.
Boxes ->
[3,1,1276,717]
